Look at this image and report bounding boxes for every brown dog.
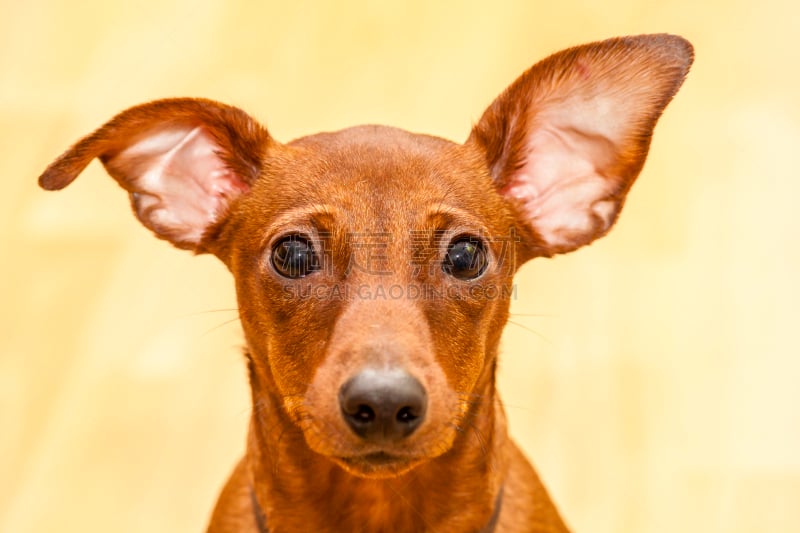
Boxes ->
[39,34,692,532]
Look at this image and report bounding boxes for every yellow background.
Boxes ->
[2,1,798,532]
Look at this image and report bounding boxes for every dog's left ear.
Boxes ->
[39,98,273,252]
[468,34,693,257]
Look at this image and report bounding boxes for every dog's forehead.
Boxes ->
[284,125,466,192]
[260,125,503,228]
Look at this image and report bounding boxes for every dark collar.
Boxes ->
[251,487,268,533]
[250,485,504,533]
[479,485,504,533]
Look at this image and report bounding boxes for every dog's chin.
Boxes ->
[298,417,461,479]
[333,452,425,479]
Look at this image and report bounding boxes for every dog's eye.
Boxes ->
[271,235,320,279]
[443,236,487,280]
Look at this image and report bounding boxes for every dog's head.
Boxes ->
[40,35,692,478]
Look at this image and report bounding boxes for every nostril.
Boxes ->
[352,404,375,423]
[396,405,418,423]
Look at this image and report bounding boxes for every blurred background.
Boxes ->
[1,1,798,532]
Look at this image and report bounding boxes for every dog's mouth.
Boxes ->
[335,451,423,478]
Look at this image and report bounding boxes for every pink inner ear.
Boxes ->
[502,121,622,251]
[107,126,249,245]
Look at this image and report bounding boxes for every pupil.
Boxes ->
[273,237,318,278]
[451,242,476,269]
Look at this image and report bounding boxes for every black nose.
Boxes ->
[339,368,427,442]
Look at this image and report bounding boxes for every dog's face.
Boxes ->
[38,35,692,478]
[226,126,520,475]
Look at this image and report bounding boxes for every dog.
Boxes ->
[39,34,692,532]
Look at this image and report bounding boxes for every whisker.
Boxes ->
[505,319,550,343]
[199,317,242,338]
[183,308,240,317]
[455,390,534,413]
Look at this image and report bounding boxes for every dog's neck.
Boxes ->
[246,359,507,532]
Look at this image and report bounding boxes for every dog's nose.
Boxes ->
[339,368,427,441]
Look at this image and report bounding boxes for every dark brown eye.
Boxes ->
[271,235,319,279]
[442,236,487,280]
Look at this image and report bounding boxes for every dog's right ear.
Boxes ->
[39,98,273,252]
[468,34,692,258]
